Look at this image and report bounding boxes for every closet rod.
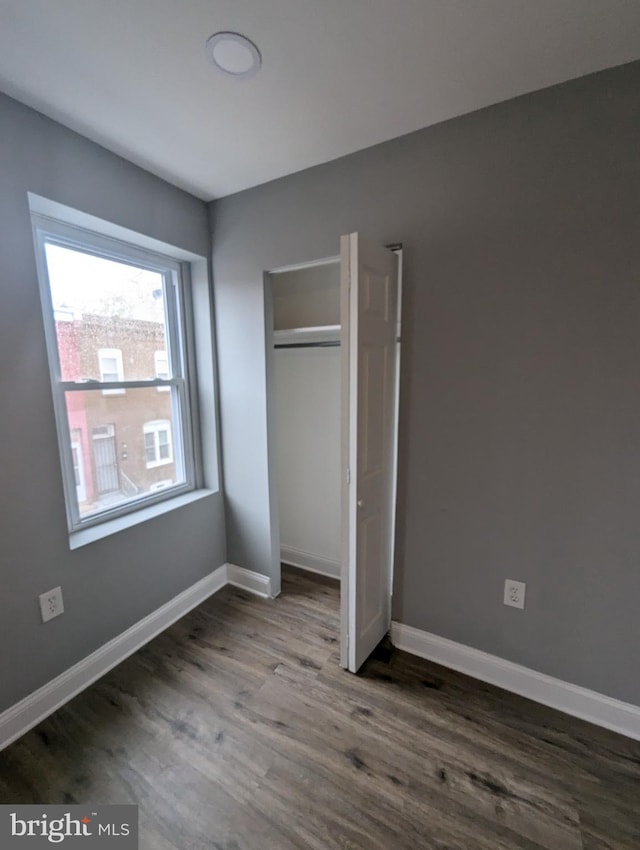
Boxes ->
[274,341,340,350]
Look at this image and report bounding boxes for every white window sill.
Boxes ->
[69,488,217,550]
[146,458,173,469]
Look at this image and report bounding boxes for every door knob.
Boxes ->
[357,499,364,508]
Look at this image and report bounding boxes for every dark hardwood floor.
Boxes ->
[1,566,638,849]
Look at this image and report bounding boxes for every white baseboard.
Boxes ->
[0,562,273,752]
[391,622,640,742]
[281,545,340,579]
[226,563,273,598]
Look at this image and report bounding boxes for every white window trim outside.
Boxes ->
[149,478,174,492]
[98,348,126,395]
[144,419,173,468]
[70,436,87,503]
[32,211,200,534]
[154,350,170,392]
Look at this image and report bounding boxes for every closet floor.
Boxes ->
[1,565,638,849]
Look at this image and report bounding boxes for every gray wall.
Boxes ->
[212,61,640,705]
[0,93,226,712]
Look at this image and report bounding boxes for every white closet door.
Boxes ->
[341,232,399,672]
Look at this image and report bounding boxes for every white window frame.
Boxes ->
[98,348,125,395]
[32,214,199,533]
[144,419,173,468]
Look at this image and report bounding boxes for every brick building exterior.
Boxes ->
[56,311,176,517]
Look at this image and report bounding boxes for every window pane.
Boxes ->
[65,388,184,519]
[46,243,168,382]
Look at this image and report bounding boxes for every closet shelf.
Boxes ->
[274,325,340,346]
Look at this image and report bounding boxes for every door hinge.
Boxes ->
[347,467,351,485]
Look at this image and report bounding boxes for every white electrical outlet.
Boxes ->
[39,586,64,623]
[504,579,526,610]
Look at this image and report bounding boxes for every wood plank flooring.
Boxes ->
[1,566,638,849]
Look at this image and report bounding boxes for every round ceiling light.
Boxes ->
[205,31,261,79]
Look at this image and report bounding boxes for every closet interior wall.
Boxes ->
[272,262,341,579]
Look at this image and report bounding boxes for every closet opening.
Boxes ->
[265,238,402,670]
[268,259,342,590]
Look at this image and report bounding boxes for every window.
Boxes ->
[144,420,173,467]
[33,214,198,531]
[98,348,125,395]
[154,350,170,391]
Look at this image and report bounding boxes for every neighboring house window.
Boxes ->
[144,420,173,467]
[32,214,197,532]
[98,348,125,395]
[154,350,170,391]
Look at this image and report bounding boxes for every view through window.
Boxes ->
[34,221,196,529]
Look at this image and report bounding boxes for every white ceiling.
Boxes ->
[1,1,639,200]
